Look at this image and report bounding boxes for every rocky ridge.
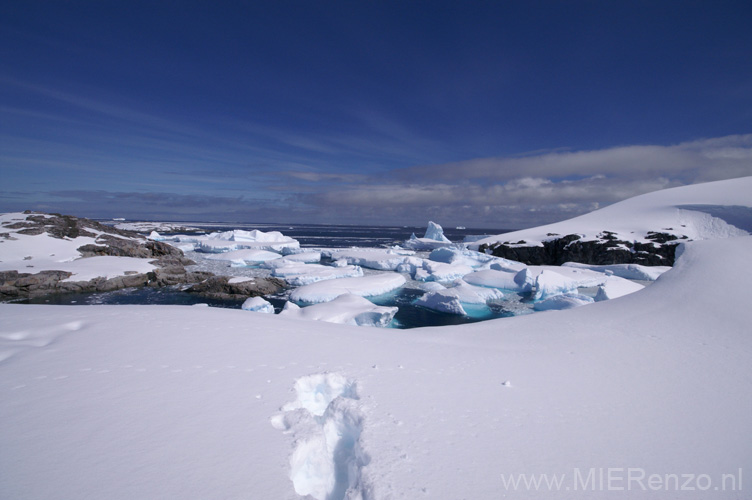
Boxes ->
[0,211,285,301]
[478,230,685,266]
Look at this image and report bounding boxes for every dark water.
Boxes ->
[20,222,515,329]
[21,285,522,329]
[155,221,502,249]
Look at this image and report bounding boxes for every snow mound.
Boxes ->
[280,294,398,327]
[241,296,275,313]
[275,373,369,500]
[290,273,406,304]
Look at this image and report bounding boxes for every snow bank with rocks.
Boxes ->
[471,176,752,250]
[0,213,158,283]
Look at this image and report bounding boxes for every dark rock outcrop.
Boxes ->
[479,233,680,266]
[1,211,221,301]
[77,234,185,259]
[187,276,287,300]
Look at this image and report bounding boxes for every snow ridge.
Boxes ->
[273,373,371,500]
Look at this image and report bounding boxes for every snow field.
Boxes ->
[2,235,751,498]
[273,373,370,500]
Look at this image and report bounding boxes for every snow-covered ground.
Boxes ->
[1,178,751,499]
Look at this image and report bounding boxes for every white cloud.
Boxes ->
[300,134,752,227]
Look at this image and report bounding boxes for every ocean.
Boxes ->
[22,222,525,329]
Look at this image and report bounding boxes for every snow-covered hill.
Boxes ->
[471,176,752,250]
[1,178,751,499]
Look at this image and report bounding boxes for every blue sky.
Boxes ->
[2,1,751,228]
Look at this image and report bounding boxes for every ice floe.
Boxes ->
[280,294,397,327]
[594,275,645,301]
[323,248,415,271]
[165,228,300,253]
[415,279,504,316]
[270,263,364,286]
[289,273,406,304]
[241,296,275,313]
[204,248,283,265]
[533,292,595,311]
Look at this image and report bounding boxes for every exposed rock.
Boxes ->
[479,233,679,266]
[187,276,287,300]
[1,211,217,301]
[77,235,185,259]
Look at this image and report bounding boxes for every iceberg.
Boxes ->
[187,229,300,253]
[414,260,474,282]
[271,263,364,286]
[324,248,415,271]
[241,296,275,313]
[404,221,454,250]
[414,280,504,316]
[594,275,645,301]
[289,273,406,304]
[424,221,451,243]
[277,251,322,263]
[464,269,527,291]
[279,294,398,327]
[533,293,595,311]
[427,247,500,268]
[533,269,581,300]
[414,292,466,315]
[204,249,283,264]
